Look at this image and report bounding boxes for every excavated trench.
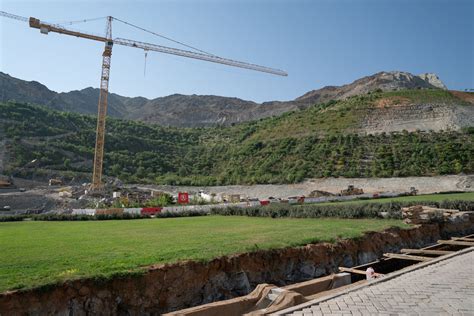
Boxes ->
[347,241,471,284]
[1,220,473,315]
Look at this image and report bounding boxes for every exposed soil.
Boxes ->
[449,90,474,104]
[143,175,473,200]
[374,96,411,108]
[1,220,473,315]
[0,175,472,212]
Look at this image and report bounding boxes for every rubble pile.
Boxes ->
[402,205,472,225]
[307,190,334,198]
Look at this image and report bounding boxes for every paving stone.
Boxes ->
[286,250,474,315]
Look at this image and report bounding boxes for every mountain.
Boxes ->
[296,71,447,104]
[0,71,451,127]
[1,88,473,185]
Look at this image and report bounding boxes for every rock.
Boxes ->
[418,73,448,90]
[357,251,377,265]
[313,266,326,278]
[231,271,251,295]
[97,290,111,299]
[299,262,315,279]
[402,205,465,224]
[342,254,354,268]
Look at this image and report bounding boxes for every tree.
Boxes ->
[63,158,71,169]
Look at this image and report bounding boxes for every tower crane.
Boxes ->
[0,11,287,190]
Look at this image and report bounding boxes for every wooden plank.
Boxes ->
[451,237,474,242]
[400,249,454,256]
[437,240,474,247]
[383,253,432,262]
[338,267,367,275]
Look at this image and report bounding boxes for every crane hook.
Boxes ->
[144,49,148,77]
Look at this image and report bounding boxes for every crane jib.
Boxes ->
[114,38,287,76]
[26,17,287,77]
[3,12,288,190]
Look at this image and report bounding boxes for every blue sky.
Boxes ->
[1,0,472,103]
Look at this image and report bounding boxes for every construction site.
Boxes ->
[1,174,472,215]
[1,3,474,316]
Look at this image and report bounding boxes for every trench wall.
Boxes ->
[1,220,473,315]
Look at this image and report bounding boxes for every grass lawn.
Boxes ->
[316,192,474,206]
[0,216,407,292]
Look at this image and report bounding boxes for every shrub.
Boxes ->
[29,210,207,221]
[0,215,27,222]
[210,200,474,219]
[155,210,206,218]
[31,213,150,221]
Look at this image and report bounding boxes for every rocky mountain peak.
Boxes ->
[1,70,451,127]
[295,71,447,104]
[418,73,448,90]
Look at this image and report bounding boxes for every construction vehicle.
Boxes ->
[408,187,418,196]
[340,185,364,196]
[48,178,63,186]
[0,176,14,188]
[0,11,287,191]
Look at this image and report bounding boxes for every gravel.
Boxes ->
[137,175,473,200]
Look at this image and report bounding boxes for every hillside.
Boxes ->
[246,89,474,139]
[0,71,456,128]
[1,88,473,185]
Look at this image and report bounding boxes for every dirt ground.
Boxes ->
[141,175,473,199]
[1,174,472,211]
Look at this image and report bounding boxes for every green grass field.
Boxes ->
[0,216,407,292]
[317,192,474,206]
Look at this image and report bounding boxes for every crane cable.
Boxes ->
[112,16,215,56]
[52,16,108,26]
[144,50,148,77]
[0,11,106,28]
[0,11,215,57]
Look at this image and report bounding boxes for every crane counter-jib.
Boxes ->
[29,17,109,42]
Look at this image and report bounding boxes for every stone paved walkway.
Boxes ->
[285,250,474,315]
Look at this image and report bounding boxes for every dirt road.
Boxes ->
[142,175,473,199]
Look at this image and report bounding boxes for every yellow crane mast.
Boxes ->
[92,17,113,191]
[2,11,287,190]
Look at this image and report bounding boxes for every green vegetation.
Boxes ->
[242,89,469,140]
[317,192,474,206]
[0,210,205,222]
[1,89,472,185]
[0,216,406,292]
[211,198,474,219]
